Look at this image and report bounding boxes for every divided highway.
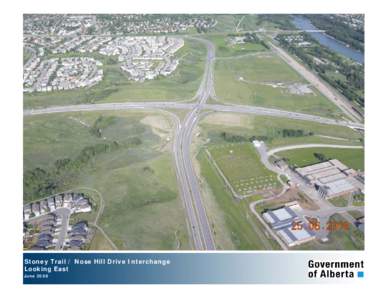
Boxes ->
[23,37,364,250]
[24,102,364,130]
[174,37,217,250]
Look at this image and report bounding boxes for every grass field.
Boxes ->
[348,210,364,219]
[197,150,281,250]
[199,113,363,149]
[204,34,267,58]
[24,111,189,250]
[211,15,260,33]
[275,147,364,171]
[214,55,345,119]
[328,196,349,207]
[24,39,206,109]
[208,143,280,196]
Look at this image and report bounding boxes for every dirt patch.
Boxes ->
[202,113,253,129]
[140,115,172,139]
[259,188,319,211]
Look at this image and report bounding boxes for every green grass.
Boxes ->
[88,228,115,250]
[24,111,189,250]
[328,196,349,207]
[200,113,363,149]
[24,39,206,109]
[208,143,280,195]
[214,55,346,119]
[353,199,365,207]
[204,34,267,58]
[294,214,364,250]
[23,49,32,64]
[275,147,364,171]
[197,150,281,250]
[348,210,364,219]
[211,15,260,33]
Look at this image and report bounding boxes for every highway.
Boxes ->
[23,37,364,251]
[25,102,364,130]
[174,37,217,250]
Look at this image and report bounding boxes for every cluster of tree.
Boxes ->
[89,115,118,138]
[220,132,247,143]
[280,129,313,138]
[220,129,312,144]
[277,33,364,107]
[24,167,58,201]
[305,15,364,52]
[23,141,120,201]
[313,152,329,162]
[256,15,295,30]
[244,33,269,49]
[248,135,269,142]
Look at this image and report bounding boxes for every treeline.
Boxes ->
[280,129,313,138]
[90,115,118,138]
[305,15,364,52]
[226,33,269,49]
[313,152,330,162]
[243,33,269,49]
[256,15,295,30]
[24,142,121,201]
[277,33,364,107]
[219,129,313,143]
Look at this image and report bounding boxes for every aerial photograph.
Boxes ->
[23,14,364,251]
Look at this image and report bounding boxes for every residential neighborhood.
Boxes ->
[99,36,184,81]
[23,192,93,250]
[24,56,103,92]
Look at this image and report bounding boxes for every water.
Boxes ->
[291,16,364,64]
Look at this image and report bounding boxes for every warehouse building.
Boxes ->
[262,202,316,247]
[277,224,315,247]
[295,159,364,199]
[263,205,298,230]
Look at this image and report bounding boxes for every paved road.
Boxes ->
[268,40,362,123]
[54,207,71,250]
[24,102,364,131]
[174,37,217,250]
[267,144,364,156]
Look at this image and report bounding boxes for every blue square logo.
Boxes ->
[357,271,364,278]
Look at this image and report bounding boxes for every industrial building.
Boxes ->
[262,205,298,230]
[277,225,315,247]
[262,202,316,247]
[295,159,364,199]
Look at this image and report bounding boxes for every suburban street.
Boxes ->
[54,207,71,250]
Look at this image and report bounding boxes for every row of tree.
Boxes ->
[305,15,364,52]
[277,33,364,107]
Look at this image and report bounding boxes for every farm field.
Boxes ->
[24,111,189,250]
[199,113,363,149]
[208,143,280,196]
[275,147,364,171]
[24,39,206,109]
[214,55,345,119]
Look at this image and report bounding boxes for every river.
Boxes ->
[291,16,364,64]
